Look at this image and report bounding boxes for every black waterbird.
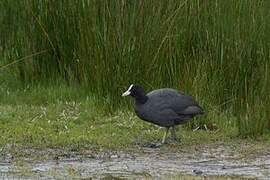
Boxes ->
[122,84,204,144]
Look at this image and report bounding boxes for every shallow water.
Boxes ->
[1,145,270,179]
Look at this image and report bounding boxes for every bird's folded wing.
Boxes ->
[176,106,204,115]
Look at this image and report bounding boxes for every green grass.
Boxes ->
[0,84,269,163]
[0,85,241,151]
[0,1,270,136]
[0,96,235,150]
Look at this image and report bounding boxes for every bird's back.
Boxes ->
[135,88,203,127]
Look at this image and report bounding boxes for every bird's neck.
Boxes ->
[135,94,148,104]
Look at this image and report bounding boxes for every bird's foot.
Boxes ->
[143,142,163,148]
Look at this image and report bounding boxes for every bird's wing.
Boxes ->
[177,105,204,115]
[148,89,203,115]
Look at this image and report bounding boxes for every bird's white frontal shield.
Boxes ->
[122,84,133,96]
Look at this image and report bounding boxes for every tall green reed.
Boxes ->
[1,0,269,136]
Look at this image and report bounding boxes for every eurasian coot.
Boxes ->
[122,84,204,144]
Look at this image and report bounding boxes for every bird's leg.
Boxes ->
[162,127,170,144]
[170,126,180,142]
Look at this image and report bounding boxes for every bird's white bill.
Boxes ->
[122,84,133,96]
[122,90,131,96]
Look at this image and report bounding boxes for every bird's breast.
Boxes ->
[134,104,153,121]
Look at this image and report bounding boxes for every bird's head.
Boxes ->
[122,84,146,98]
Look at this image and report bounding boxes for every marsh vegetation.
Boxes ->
[0,0,270,179]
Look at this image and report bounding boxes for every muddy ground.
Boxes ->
[0,141,269,179]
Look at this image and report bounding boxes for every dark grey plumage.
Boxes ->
[122,84,204,144]
[134,88,203,127]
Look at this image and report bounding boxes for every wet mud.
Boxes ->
[0,144,269,179]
